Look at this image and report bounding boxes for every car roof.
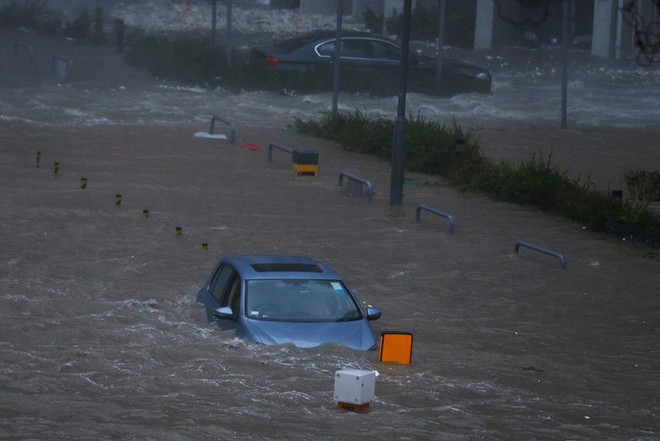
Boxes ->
[266,30,396,53]
[221,255,342,281]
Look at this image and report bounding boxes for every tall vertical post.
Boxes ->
[226,0,233,67]
[211,0,217,45]
[435,0,447,83]
[560,0,570,129]
[332,0,344,115]
[94,7,103,41]
[389,0,412,205]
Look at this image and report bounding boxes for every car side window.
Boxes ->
[369,40,399,61]
[316,41,335,57]
[209,264,234,303]
[342,39,365,58]
[223,275,241,316]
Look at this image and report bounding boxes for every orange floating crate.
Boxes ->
[378,331,413,365]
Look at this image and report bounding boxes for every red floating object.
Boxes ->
[241,144,259,151]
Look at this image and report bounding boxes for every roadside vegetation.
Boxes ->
[295,111,660,247]
[0,0,103,40]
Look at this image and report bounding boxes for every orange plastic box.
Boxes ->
[378,331,413,365]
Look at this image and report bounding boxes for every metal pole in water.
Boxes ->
[389,0,412,205]
[561,0,570,129]
[331,0,344,115]
[226,0,233,67]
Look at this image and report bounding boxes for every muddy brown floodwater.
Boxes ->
[1,122,658,440]
[1,22,659,440]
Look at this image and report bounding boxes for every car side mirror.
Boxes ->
[367,307,381,321]
[213,306,233,319]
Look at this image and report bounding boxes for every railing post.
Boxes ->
[338,172,373,202]
[52,56,73,80]
[514,240,567,270]
[209,116,236,144]
[13,42,33,63]
[415,204,455,235]
[267,143,294,162]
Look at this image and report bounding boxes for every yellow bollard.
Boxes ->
[80,177,87,189]
[175,226,182,236]
[201,243,209,251]
[115,194,122,206]
[142,209,150,218]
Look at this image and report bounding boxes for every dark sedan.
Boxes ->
[250,31,492,95]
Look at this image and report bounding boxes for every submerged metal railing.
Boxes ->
[13,42,33,63]
[52,56,72,80]
[514,240,567,270]
[338,172,373,202]
[415,204,455,235]
[267,142,294,162]
[209,116,236,144]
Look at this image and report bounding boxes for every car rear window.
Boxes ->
[251,263,323,273]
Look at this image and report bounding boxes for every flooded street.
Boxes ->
[1,26,659,440]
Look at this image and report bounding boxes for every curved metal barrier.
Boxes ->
[52,56,72,80]
[415,204,455,235]
[338,172,373,202]
[13,42,33,63]
[267,142,294,162]
[209,116,236,144]
[514,240,567,270]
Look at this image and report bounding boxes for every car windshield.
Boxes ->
[246,279,363,322]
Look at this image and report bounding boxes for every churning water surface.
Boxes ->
[1,29,659,440]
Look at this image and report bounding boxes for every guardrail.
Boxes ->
[415,204,455,235]
[209,116,236,144]
[267,142,294,162]
[514,240,567,270]
[52,56,72,80]
[338,172,373,202]
[13,42,33,63]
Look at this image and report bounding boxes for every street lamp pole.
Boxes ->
[389,0,413,205]
[332,0,344,115]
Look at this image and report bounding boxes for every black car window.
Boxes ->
[368,40,400,60]
[209,264,235,303]
[316,41,335,57]
[342,39,366,58]
[223,275,241,316]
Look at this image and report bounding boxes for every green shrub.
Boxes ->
[295,110,660,242]
[0,0,44,28]
[63,9,91,40]
[624,167,660,211]
[125,35,228,87]
[362,7,384,34]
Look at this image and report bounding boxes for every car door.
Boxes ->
[202,263,242,329]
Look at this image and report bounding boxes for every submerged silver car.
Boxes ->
[196,255,382,350]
